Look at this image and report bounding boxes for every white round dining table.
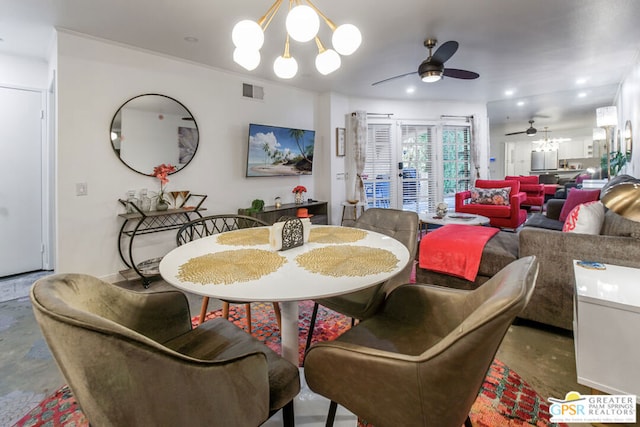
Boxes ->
[159,225,410,365]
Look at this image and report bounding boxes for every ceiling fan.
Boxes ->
[505,120,538,137]
[372,39,480,86]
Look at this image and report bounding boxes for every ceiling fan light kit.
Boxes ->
[232,0,361,79]
[372,38,479,86]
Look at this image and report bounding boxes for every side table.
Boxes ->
[573,260,640,398]
[117,194,206,287]
[417,212,490,238]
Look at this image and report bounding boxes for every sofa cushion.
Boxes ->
[562,201,605,234]
[558,189,601,221]
[523,213,564,231]
[601,210,640,238]
[470,187,511,205]
[458,203,511,218]
[506,175,539,184]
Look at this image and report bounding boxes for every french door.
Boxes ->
[363,120,472,213]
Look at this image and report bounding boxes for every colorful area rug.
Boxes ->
[15,300,565,427]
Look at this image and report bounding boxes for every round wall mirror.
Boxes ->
[110,94,199,176]
[624,119,633,159]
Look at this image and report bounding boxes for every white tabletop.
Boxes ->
[160,225,410,302]
[418,212,490,227]
[573,260,640,311]
[160,225,410,366]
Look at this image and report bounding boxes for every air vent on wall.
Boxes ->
[242,83,264,100]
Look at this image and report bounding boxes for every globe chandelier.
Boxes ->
[232,0,362,79]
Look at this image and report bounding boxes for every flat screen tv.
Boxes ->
[246,123,315,177]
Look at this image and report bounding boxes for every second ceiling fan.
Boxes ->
[372,39,480,86]
[505,120,538,137]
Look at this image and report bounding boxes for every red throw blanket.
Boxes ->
[419,224,499,281]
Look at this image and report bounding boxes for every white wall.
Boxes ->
[55,31,320,279]
[0,53,48,89]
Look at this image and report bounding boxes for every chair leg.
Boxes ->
[222,301,230,319]
[198,297,210,325]
[464,415,472,427]
[325,401,337,427]
[245,303,252,334]
[282,400,295,427]
[272,302,282,331]
[304,302,320,354]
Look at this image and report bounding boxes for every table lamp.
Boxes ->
[601,181,640,222]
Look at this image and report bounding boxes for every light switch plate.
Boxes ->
[76,182,88,196]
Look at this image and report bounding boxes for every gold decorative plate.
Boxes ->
[309,227,367,244]
[296,245,399,277]
[217,228,269,246]
[177,249,285,285]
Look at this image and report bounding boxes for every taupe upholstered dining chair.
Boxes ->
[30,273,300,427]
[304,256,539,427]
[304,208,418,352]
[176,214,281,330]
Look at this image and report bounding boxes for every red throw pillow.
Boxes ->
[558,189,601,222]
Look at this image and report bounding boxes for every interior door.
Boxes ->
[0,86,44,276]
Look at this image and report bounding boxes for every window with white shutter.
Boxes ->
[363,120,472,213]
[400,124,436,212]
[363,124,394,208]
[442,126,471,197]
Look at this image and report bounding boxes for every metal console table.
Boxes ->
[117,194,207,287]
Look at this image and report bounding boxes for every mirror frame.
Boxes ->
[110,93,199,176]
[624,119,633,160]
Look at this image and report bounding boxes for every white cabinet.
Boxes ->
[573,261,640,398]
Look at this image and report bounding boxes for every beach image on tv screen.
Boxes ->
[246,123,315,177]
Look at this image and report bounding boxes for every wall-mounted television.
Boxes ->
[246,123,315,177]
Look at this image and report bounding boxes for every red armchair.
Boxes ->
[505,175,544,211]
[455,179,527,229]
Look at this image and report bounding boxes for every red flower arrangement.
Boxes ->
[153,163,176,202]
[292,185,307,194]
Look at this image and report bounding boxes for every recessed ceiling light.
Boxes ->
[505,89,515,96]
[576,77,588,85]
[184,36,199,43]
[516,101,525,107]
[406,87,415,94]
[577,92,587,98]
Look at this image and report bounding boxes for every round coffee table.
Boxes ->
[418,212,490,238]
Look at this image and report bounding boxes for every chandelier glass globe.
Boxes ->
[232,20,264,50]
[274,55,298,79]
[286,5,319,42]
[332,24,361,56]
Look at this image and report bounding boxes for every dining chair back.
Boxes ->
[304,208,418,352]
[176,214,281,329]
[304,256,538,427]
[30,273,299,427]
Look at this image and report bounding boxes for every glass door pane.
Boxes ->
[400,124,435,213]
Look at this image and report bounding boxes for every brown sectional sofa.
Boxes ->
[416,179,640,330]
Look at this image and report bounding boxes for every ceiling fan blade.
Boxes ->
[371,71,417,86]
[505,131,527,136]
[443,68,480,79]
[431,41,458,63]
